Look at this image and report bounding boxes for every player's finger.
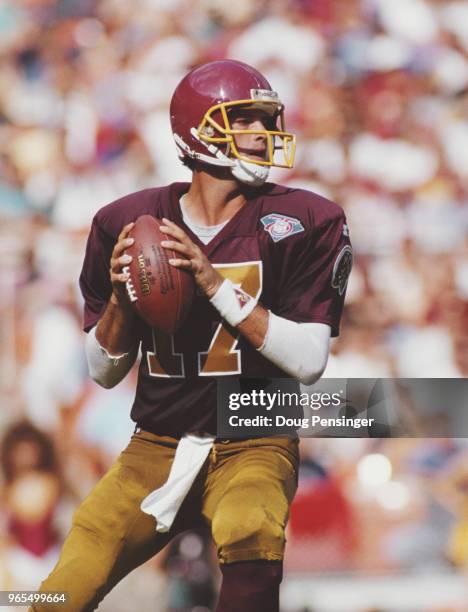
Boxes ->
[110,269,130,283]
[110,252,131,273]
[161,217,181,229]
[168,258,192,269]
[161,240,190,256]
[117,222,135,242]
[113,237,134,258]
[161,218,191,244]
[116,254,132,269]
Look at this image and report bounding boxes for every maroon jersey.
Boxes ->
[79,182,352,436]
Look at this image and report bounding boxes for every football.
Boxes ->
[123,215,194,334]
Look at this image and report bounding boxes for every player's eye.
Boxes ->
[232,116,275,130]
[232,116,249,126]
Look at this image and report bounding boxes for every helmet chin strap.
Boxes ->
[188,128,269,187]
[231,158,269,187]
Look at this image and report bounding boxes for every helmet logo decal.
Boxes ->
[261,213,304,242]
[201,125,215,137]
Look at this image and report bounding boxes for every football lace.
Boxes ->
[123,266,138,302]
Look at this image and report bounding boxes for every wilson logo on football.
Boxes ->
[137,253,152,297]
[260,213,304,242]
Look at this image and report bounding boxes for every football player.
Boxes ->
[32,60,352,611]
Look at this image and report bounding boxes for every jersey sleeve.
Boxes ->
[275,210,352,336]
[79,216,115,333]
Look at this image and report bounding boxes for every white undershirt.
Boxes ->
[180,195,228,244]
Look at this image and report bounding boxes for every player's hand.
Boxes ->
[109,222,134,305]
[160,218,224,298]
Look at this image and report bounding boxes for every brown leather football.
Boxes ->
[124,215,194,334]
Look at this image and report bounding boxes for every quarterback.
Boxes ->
[33,60,352,611]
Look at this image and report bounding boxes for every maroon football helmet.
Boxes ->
[170,60,295,186]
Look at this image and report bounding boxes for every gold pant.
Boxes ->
[32,431,298,611]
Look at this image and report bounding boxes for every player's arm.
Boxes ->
[160,218,330,384]
[204,279,330,383]
[94,222,137,354]
[238,308,330,385]
[207,290,330,384]
[85,223,140,388]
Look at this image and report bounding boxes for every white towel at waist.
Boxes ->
[140,433,215,533]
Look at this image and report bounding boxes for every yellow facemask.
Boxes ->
[196,98,296,169]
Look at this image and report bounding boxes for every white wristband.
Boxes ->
[209,279,257,327]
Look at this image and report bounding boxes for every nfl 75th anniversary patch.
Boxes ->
[260,213,304,242]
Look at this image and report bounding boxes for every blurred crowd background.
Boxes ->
[1,0,468,610]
